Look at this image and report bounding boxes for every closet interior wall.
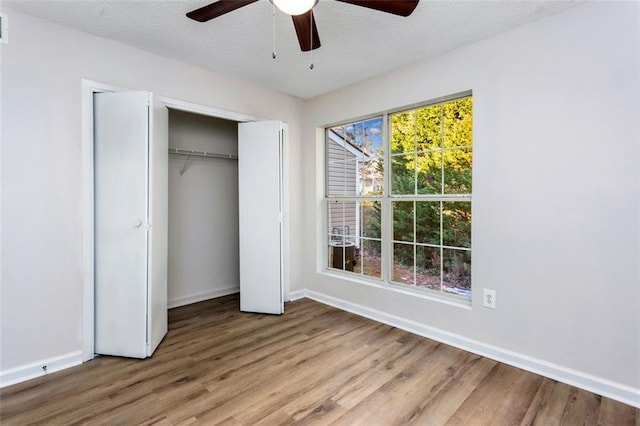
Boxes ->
[168,109,240,308]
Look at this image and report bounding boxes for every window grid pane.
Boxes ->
[392,242,414,285]
[443,147,472,195]
[327,198,382,279]
[416,245,441,292]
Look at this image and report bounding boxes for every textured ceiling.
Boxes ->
[4,0,579,99]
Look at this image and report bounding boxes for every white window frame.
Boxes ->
[323,91,472,304]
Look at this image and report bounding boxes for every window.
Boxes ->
[326,118,384,279]
[326,94,472,299]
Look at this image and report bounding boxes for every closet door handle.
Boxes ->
[134,220,143,228]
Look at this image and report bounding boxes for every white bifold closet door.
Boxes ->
[238,121,286,315]
[94,91,168,358]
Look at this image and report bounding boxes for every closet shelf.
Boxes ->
[169,147,238,160]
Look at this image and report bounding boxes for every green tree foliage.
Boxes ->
[390,97,472,196]
[354,97,472,292]
[388,97,473,290]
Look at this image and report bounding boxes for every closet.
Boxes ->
[168,113,287,314]
[167,110,240,308]
[94,93,287,359]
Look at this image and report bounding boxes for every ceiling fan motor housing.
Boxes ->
[270,0,319,16]
[186,0,419,52]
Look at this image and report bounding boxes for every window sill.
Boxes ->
[319,269,472,310]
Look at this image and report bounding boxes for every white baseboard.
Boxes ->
[300,289,640,408]
[287,289,307,301]
[0,351,83,389]
[167,286,239,309]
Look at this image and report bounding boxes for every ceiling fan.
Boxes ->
[186,0,420,52]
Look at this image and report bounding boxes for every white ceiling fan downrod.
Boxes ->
[272,2,277,59]
[309,8,314,70]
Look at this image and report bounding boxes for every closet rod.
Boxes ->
[169,147,238,160]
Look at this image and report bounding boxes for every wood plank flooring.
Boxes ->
[1,294,638,425]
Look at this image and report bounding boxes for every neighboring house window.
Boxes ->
[325,94,472,299]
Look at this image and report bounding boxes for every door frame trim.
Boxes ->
[81,79,272,362]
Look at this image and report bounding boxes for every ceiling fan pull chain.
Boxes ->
[272,3,277,59]
[309,9,314,69]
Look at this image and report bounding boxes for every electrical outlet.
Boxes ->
[483,289,497,309]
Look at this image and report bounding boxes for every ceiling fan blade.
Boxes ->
[336,0,419,17]
[292,11,321,52]
[186,0,259,22]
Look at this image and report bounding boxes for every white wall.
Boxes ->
[302,1,639,403]
[168,110,240,308]
[0,9,304,375]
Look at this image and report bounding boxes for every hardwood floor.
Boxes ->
[1,294,638,425]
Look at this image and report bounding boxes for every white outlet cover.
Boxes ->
[483,289,497,309]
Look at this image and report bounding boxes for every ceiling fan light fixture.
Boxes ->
[272,0,317,16]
